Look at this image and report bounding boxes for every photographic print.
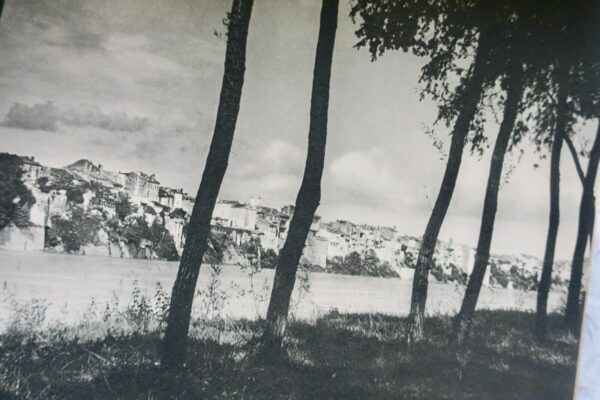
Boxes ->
[0,0,599,398]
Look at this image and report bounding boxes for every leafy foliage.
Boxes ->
[328,250,397,277]
[0,154,36,230]
[351,0,599,157]
[36,169,88,204]
[239,236,261,265]
[260,248,278,269]
[122,217,152,248]
[121,217,179,261]
[49,207,102,252]
[114,193,134,221]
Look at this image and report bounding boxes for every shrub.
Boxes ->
[327,251,397,277]
[48,207,102,252]
[260,248,278,269]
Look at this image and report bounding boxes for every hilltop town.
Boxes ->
[0,154,571,292]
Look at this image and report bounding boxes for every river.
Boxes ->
[0,250,566,328]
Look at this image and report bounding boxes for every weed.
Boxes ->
[0,307,578,400]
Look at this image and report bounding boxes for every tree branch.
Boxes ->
[564,134,585,186]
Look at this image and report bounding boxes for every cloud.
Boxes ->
[213,139,308,206]
[2,101,59,131]
[262,140,306,174]
[329,148,395,195]
[231,139,306,178]
[2,101,149,132]
[42,21,105,51]
[326,147,415,209]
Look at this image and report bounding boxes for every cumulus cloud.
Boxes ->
[216,139,307,205]
[329,148,396,195]
[231,139,306,178]
[262,140,306,174]
[2,101,149,132]
[326,147,415,208]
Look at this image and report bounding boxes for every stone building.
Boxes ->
[66,159,118,188]
[256,216,279,251]
[212,199,257,232]
[122,171,160,202]
[19,155,45,180]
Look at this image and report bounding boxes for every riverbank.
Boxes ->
[0,310,577,399]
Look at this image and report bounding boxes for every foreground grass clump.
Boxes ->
[0,310,577,400]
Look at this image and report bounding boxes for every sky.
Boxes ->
[0,0,595,259]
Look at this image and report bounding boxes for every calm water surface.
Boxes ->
[0,250,565,327]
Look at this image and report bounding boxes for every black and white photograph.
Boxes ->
[0,0,599,398]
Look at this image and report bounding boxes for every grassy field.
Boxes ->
[0,251,578,399]
[0,304,578,399]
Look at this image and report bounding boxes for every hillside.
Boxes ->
[0,153,572,292]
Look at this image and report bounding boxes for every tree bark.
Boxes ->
[564,134,586,185]
[534,78,569,340]
[565,120,600,333]
[564,124,595,246]
[406,29,492,344]
[453,64,524,343]
[160,0,253,370]
[260,0,338,358]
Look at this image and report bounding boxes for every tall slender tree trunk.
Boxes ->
[260,0,338,358]
[565,120,600,333]
[564,134,595,246]
[406,30,492,344]
[453,64,524,343]
[160,0,253,370]
[534,78,569,340]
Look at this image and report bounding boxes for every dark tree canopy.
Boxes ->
[521,0,600,153]
[352,0,600,155]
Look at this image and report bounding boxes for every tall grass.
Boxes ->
[0,269,578,399]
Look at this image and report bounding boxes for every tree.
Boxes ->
[563,29,600,333]
[50,207,102,253]
[342,251,363,275]
[565,121,600,333]
[532,0,598,338]
[259,0,339,358]
[122,216,152,248]
[454,60,525,342]
[114,193,133,221]
[0,153,36,230]
[351,0,510,343]
[161,0,254,370]
[534,73,569,339]
[406,33,492,343]
[362,249,381,274]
